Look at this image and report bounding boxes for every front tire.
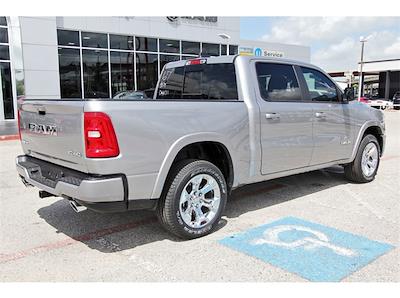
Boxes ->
[344,134,380,183]
[157,160,227,239]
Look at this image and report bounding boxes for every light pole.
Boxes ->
[218,33,231,55]
[358,35,372,100]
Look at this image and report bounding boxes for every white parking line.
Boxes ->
[128,254,179,281]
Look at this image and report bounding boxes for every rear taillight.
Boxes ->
[84,112,119,158]
[17,109,21,140]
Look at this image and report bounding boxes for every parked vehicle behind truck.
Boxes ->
[16,55,385,239]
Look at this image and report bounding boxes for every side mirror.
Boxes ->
[343,87,356,102]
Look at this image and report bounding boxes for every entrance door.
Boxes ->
[0,62,15,120]
[254,61,314,175]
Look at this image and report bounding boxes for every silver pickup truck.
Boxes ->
[16,55,385,239]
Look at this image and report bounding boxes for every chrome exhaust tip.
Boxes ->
[69,200,87,213]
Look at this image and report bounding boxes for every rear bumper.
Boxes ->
[16,155,125,204]
[16,155,158,212]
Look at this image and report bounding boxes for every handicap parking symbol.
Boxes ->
[219,217,394,282]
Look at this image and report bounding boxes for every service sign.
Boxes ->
[263,49,285,58]
[253,47,285,58]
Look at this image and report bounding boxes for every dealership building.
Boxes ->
[0,16,310,126]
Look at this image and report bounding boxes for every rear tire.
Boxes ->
[344,134,380,183]
[157,159,227,239]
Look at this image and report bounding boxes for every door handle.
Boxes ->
[266,113,280,120]
[315,112,326,118]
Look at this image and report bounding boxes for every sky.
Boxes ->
[240,17,400,72]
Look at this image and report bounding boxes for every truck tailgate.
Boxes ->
[19,100,88,173]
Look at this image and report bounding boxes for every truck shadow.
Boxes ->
[225,165,347,218]
[37,166,348,253]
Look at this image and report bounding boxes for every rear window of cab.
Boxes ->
[157,63,238,100]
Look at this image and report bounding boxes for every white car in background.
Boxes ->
[361,95,393,110]
[369,99,393,110]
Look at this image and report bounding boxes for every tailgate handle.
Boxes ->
[37,106,46,115]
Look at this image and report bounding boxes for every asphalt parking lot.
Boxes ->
[0,111,399,282]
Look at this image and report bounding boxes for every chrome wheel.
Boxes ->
[361,142,378,177]
[179,174,221,228]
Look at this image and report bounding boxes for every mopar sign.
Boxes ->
[254,48,262,56]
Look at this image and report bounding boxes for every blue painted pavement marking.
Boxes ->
[219,217,394,282]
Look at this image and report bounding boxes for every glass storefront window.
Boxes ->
[56,28,237,100]
[135,37,157,52]
[0,45,10,60]
[82,49,109,98]
[221,44,227,55]
[0,62,14,119]
[201,43,219,56]
[57,30,79,47]
[159,39,179,53]
[182,41,200,55]
[110,34,134,50]
[0,17,7,26]
[110,51,134,97]
[15,69,25,98]
[0,27,8,44]
[136,53,158,91]
[81,32,108,49]
[58,48,82,98]
[229,45,238,55]
[160,54,180,72]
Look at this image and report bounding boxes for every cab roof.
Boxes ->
[164,54,323,73]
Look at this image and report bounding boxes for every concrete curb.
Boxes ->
[0,135,19,141]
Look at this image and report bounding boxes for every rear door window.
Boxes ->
[255,63,302,102]
[157,63,238,100]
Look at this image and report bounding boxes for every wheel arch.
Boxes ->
[362,126,384,154]
[151,133,236,199]
[350,122,385,162]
